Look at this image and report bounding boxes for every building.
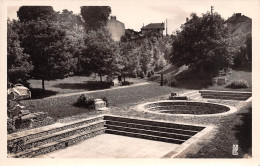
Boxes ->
[224,13,252,36]
[107,16,125,42]
[123,22,165,44]
[141,23,165,36]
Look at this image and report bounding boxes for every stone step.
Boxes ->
[187,93,202,99]
[149,105,210,110]
[104,115,204,131]
[105,129,185,144]
[159,109,226,115]
[201,93,250,98]
[105,124,191,140]
[181,90,199,97]
[9,120,105,154]
[9,127,106,158]
[105,120,198,136]
[201,95,249,100]
[199,90,251,96]
[8,116,104,148]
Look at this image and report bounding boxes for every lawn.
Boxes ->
[150,69,252,92]
[28,76,147,99]
[20,80,252,158]
[206,70,252,92]
[21,83,182,121]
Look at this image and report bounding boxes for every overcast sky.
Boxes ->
[7,0,257,35]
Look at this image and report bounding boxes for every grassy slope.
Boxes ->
[29,76,146,96]
[176,102,252,158]
[21,83,182,121]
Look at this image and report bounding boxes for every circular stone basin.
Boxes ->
[137,100,236,116]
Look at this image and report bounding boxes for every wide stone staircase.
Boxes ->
[104,115,205,144]
[8,115,106,158]
[199,90,252,101]
[8,115,206,158]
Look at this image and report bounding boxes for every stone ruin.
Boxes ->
[7,100,54,134]
[169,92,188,100]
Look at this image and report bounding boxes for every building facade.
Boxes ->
[107,16,125,42]
[224,13,252,36]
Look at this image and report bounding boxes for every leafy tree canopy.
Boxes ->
[7,19,33,83]
[80,28,117,81]
[17,6,54,22]
[80,6,111,31]
[170,12,244,76]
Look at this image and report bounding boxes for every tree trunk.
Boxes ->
[42,78,45,92]
[123,75,126,82]
[100,75,102,82]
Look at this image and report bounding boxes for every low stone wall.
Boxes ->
[137,100,236,116]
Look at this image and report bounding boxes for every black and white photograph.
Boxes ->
[1,0,260,164]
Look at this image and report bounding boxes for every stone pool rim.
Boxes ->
[136,100,237,117]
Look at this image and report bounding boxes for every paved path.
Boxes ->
[45,82,150,99]
[39,134,179,158]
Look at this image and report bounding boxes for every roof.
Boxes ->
[225,13,251,23]
[141,23,165,30]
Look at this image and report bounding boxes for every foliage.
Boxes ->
[17,6,55,22]
[163,76,179,87]
[102,97,109,107]
[75,94,95,108]
[80,6,111,31]
[140,71,145,78]
[121,81,132,86]
[154,59,165,71]
[138,39,152,74]
[147,71,151,77]
[80,28,117,81]
[170,12,243,76]
[117,41,139,80]
[18,11,79,90]
[7,19,33,83]
[233,36,252,67]
[226,80,249,89]
[150,70,154,76]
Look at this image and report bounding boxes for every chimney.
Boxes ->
[236,13,241,17]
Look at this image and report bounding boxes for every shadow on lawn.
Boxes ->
[233,106,252,155]
[53,81,112,91]
[176,78,212,90]
[30,88,58,99]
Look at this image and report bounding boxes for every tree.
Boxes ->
[170,12,241,77]
[138,39,153,75]
[17,6,54,22]
[19,14,77,91]
[80,6,111,31]
[7,19,33,84]
[117,42,139,82]
[80,28,117,82]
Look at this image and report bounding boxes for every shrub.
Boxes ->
[85,96,95,108]
[151,70,154,76]
[140,71,145,78]
[75,94,87,107]
[227,80,249,89]
[163,77,179,87]
[75,94,95,108]
[102,97,109,107]
[148,75,160,81]
[147,71,151,77]
[122,81,132,86]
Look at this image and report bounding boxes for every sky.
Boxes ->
[7,0,257,35]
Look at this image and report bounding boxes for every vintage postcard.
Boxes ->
[1,0,260,165]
